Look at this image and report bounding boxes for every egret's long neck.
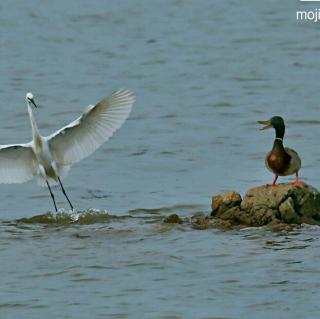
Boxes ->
[27,102,42,148]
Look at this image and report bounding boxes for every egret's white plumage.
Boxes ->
[0,89,135,210]
[48,89,134,165]
[0,143,36,183]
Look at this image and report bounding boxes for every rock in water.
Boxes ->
[211,183,320,227]
[211,191,242,215]
[163,214,183,224]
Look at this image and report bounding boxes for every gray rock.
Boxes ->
[191,212,213,230]
[163,214,183,224]
[211,183,320,227]
[211,191,242,216]
[279,197,299,224]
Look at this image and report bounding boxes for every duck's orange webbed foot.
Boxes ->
[291,179,304,188]
[266,175,278,188]
[291,172,304,188]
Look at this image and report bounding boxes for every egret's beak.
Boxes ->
[30,99,38,108]
[258,120,272,131]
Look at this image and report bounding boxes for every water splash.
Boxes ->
[16,208,110,225]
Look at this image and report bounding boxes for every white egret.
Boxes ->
[0,89,135,211]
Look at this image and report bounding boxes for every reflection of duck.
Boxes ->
[258,116,303,187]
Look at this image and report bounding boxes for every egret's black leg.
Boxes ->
[46,180,58,212]
[58,177,74,210]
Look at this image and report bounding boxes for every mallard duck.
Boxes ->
[258,116,303,187]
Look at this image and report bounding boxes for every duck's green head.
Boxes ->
[258,116,285,139]
[258,116,284,130]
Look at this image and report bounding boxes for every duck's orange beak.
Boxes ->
[258,120,272,131]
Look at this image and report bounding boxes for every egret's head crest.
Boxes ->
[25,92,38,108]
[26,92,34,101]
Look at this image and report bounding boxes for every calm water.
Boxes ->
[1,0,320,318]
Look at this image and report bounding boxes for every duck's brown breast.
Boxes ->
[266,148,291,175]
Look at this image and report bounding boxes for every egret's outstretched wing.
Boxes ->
[48,89,135,165]
[0,144,37,183]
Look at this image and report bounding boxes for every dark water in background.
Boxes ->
[1,0,320,318]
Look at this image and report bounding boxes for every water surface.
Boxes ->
[1,1,320,318]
